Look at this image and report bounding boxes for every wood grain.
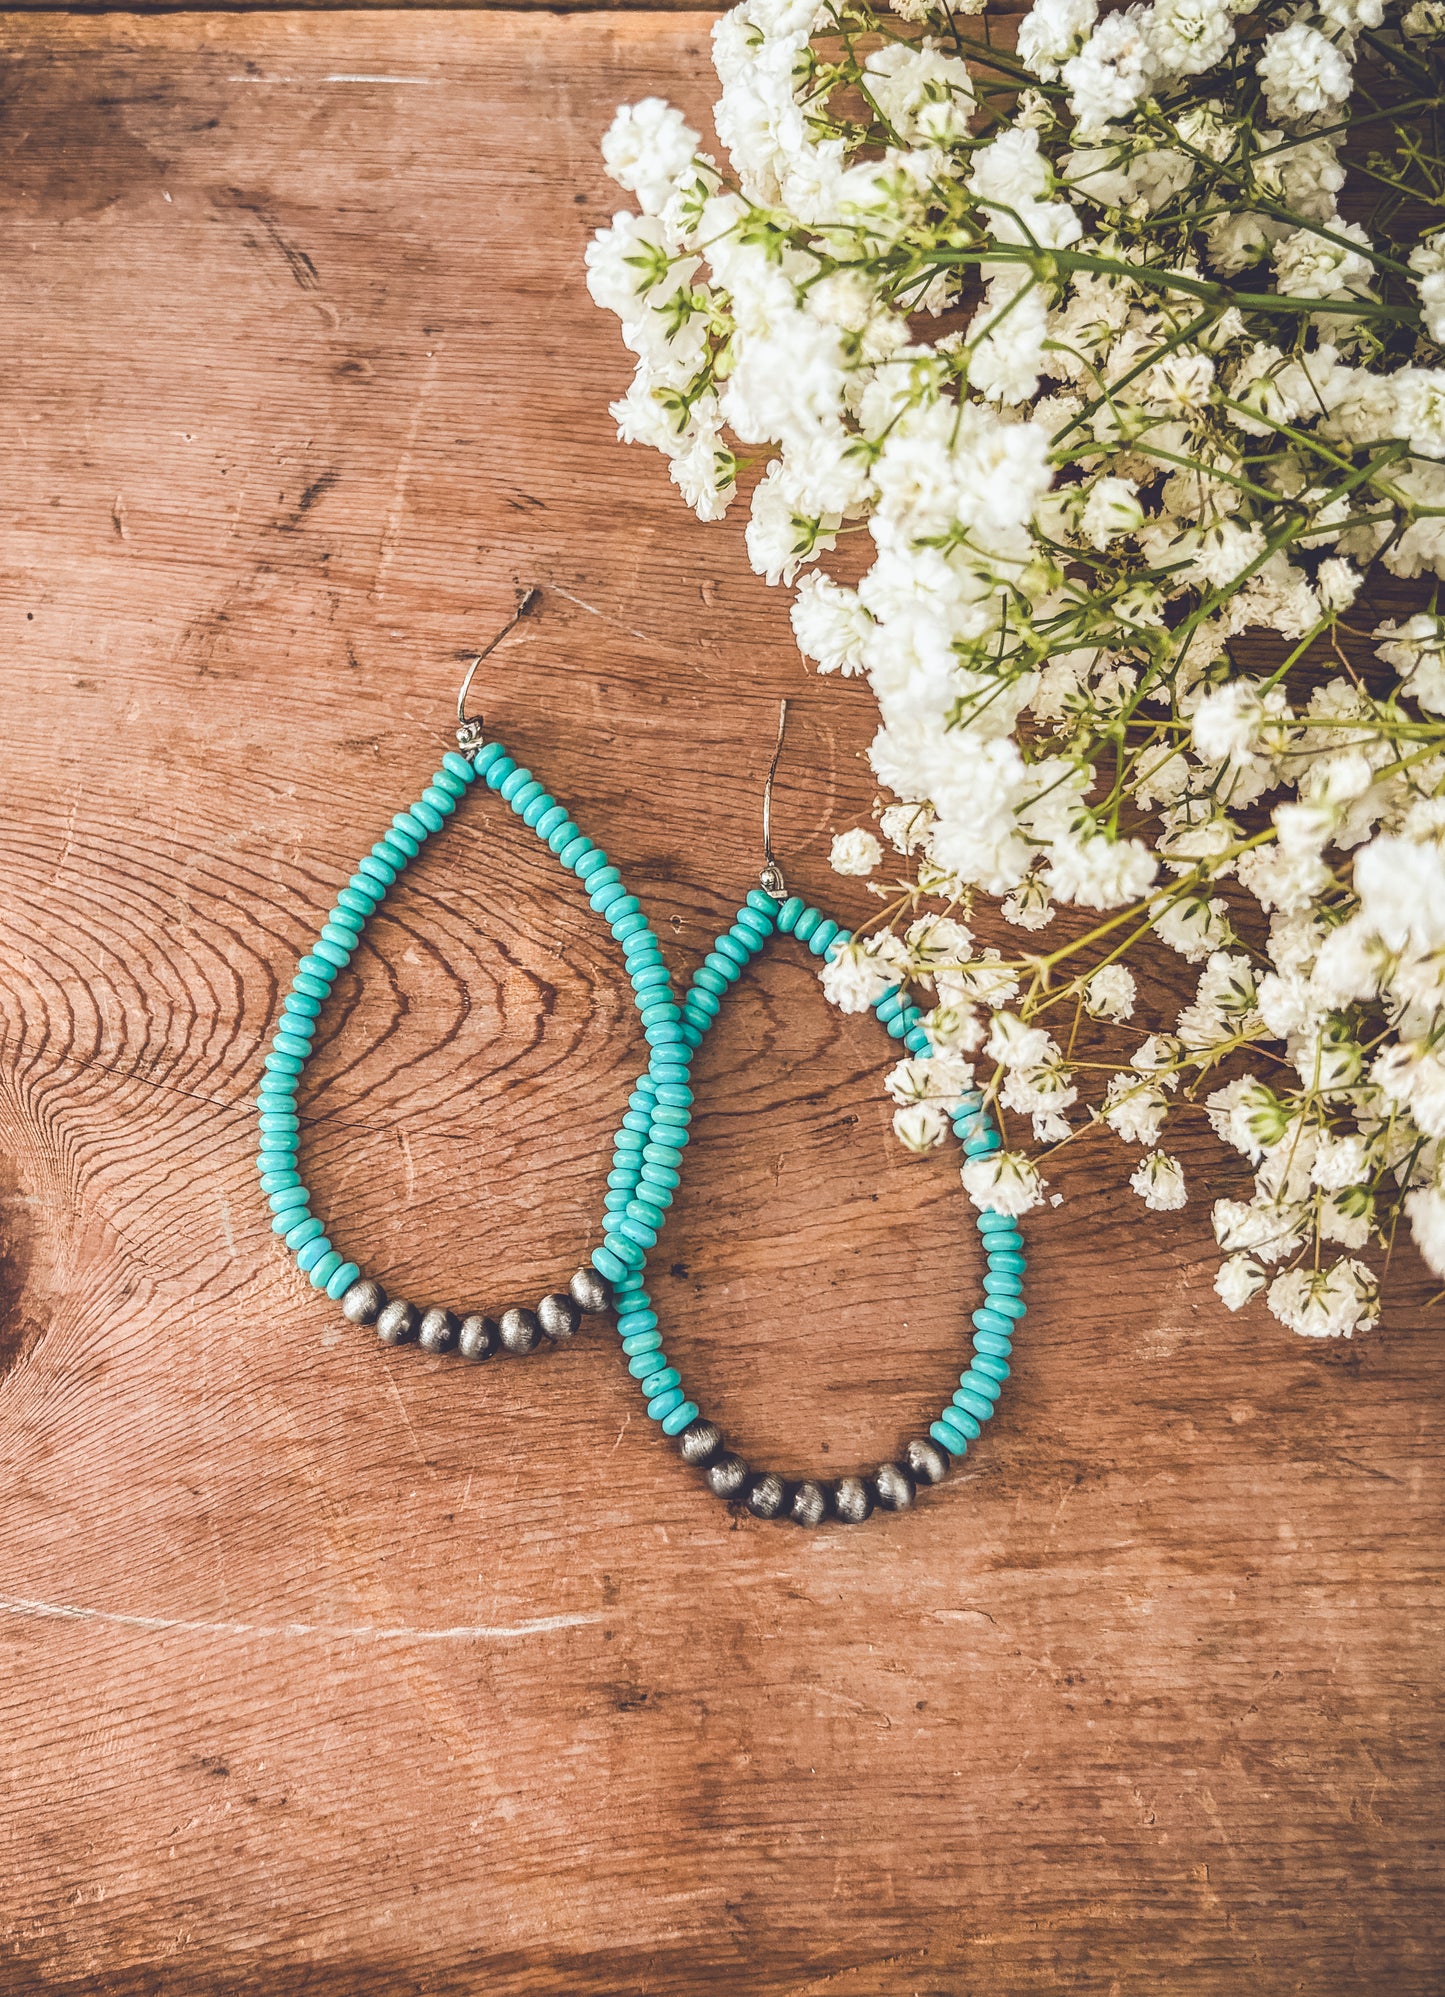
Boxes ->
[0,14,1438,1994]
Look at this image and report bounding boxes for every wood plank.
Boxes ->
[0,14,1437,1994]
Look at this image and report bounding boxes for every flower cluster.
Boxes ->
[588,0,1445,1337]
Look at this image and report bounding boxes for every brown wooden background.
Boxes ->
[0,12,1438,1994]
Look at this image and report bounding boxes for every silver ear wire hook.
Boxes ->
[760,698,788,899]
[456,585,541,748]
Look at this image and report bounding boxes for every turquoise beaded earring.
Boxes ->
[256,589,689,1362]
[589,702,1028,1525]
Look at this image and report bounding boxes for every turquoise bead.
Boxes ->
[605,1233,646,1270]
[661,1400,699,1436]
[592,1244,630,1283]
[432,766,469,798]
[409,800,445,836]
[733,908,771,941]
[271,1208,303,1235]
[713,933,751,967]
[954,1386,994,1423]
[608,895,642,923]
[807,919,839,956]
[987,1294,1026,1320]
[932,1414,970,1454]
[498,765,533,802]
[904,1027,932,1054]
[509,781,546,817]
[824,930,852,960]
[876,991,904,1022]
[358,853,397,888]
[640,1366,681,1398]
[989,1252,1027,1275]
[639,999,680,1028]
[746,888,780,919]
[382,824,420,860]
[940,1401,981,1439]
[483,755,516,789]
[283,991,321,1019]
[294,1236,332,1275]
[443,749,479,782]
[650,1102,689,1128]
[617,1308,658,1337]
[284,1215,325,1251]
[973,1352,1011,1383]
[631,963,670,993]
[964,1130,1002,1157]
[292,973,330,1002]
[271,1031,311,1058]
[984,1271,1022,1298]
[613,1216,658,1251]
[604,1190,632,1215]
[322,914,360,944]
[621,1331,664,1359]
[694,964,728,996]
[973,1328,1013,1359]
[297,955,336,985]
[655,1082,692,1106]
[961,1367,1002,1402]
[309,1249,344,1289]
[422,784,458,817]
[627,1198,668,1230]
[264,1052,304,1077]
[312,937,351,970]
[260,1166,301,1193]
[703,951,741,984]
[628,1350,665,1378]
[521,792,555,830]
[777,895,806,934]
[336,887,378,919]
[977,1210,1016,1234]
[558,833,593,868]
[613,912,650,944]
[640,1162,680,1191]
[575,849,609,879]
[326,1260,361,1300]
[972,1306,1014,1338]
[643,1140,685,1169]
[647,1386,686,1422]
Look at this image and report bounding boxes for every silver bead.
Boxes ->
[458,1315,497,1361]
[905,1437,951,1486]
[706,1453,747,1500]
[498,1306,542,1355]
[537,1292,581,1340]
[678,1419,723,1467]
[375,1299,418,1346]
[341,1278,385,1326]
[417,1307,457,1354]
[790,1481,828,1527]
[747,1473,787,1519]
[568,1267,612,1315]
[874,1463,915,1511]
[832,1475,874,1524]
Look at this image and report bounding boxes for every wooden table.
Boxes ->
[0,13,1438,1991]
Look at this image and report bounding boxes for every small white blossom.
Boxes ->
[1266,1259,1379,1338]
[894,1101,948,1152]
[1084,964,1137,1021]
[1130,1151,1188,1211]
[1214,1254,1267,1311]
[830,828,883,876]
[962,1149,1048,1216]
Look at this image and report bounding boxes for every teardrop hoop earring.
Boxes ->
[590,701,1028,1525]
[256,587,693,1363]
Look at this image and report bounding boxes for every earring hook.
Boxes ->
[456,585,541,748]
[760,698,788,899]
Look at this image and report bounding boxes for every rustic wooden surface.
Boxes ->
[0,14,1438,1994]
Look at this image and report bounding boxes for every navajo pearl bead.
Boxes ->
[417,1307,457,1353]
[678,1419,723,1467]
[873,1463,916,1512]
[905,1437,951,1486]
[790,1481,829,1527]
[832,1476,874,1524]
[706,1454,748,1500]
[376,1300,418,1346]
[747,1474,788,1520]
[341,1277,386,1326]
[537,1292,581,1339]
[458,1315,498,1361]
[498,1307,543,1355]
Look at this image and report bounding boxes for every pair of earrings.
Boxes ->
[256,596,1027,1526]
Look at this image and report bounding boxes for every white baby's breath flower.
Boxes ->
[1214,1254,1267,1310]
[894,1101,947,1152]
[1084,964,1137,1021]
[830,828,883,876]
[1130,1151,1188,1211]
[1266,1259,1379,1338]
[962,1149,1048,1217]
[819,939,894,1013]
